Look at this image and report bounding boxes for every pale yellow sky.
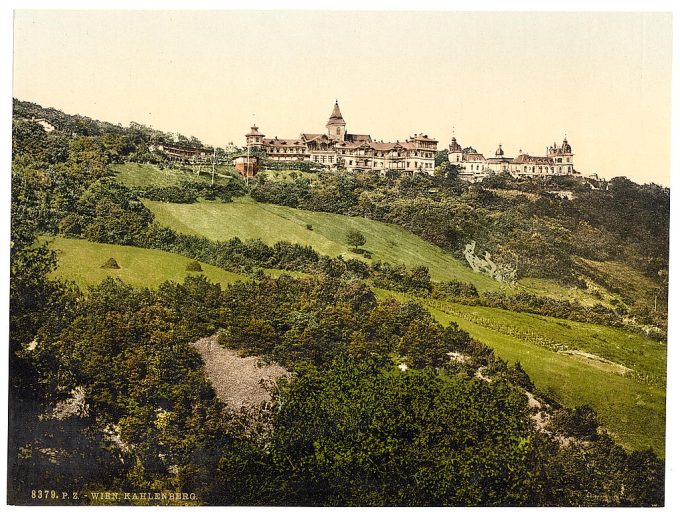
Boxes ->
[12,10,673,185]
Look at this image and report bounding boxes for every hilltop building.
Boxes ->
[245,101,438,174]
[149,143,212,163]
[448,133,576,182]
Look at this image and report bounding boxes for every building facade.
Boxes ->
[233,155,259,177]
[149,143,212,162]
[245,101,438,175]
[448,134,576,181]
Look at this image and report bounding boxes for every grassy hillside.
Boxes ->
[144,197,627,306]
[144,197,503,290]
[45,236,248,288]
[111,162,235,188]
[114,163,646,307]
[376,288,666,455]
[44,234,666,454]
[577,257,663,308]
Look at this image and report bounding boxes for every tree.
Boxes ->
[250,356,540,506]
[345,230,366,252]
[434,149,449,166]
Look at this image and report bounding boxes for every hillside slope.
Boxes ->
[378,289,666,455]
[145,197,502,290]
[144,197,628,306]
[46,236,248,288]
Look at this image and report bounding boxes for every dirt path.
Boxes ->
[192,335,289,411]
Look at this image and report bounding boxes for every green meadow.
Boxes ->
[45,236,248,289]
[144,196,515,292]
[376,289,666,455]
[113,162,650,306]
[110,162,235,188]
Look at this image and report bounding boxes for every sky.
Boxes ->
[12,9,673,185]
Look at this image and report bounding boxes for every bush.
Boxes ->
[186,260,203,272]
[550,405,599,440]
[101,257,120,269]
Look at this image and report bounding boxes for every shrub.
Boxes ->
[186,260,203,272]
[101,257,120,269]
[550,405,599,440]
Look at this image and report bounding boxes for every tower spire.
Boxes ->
[328,99,345,124]
[326,99,346,140]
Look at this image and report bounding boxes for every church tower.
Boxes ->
[326,100,346,141]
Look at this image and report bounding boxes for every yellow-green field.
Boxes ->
[46,236,248,288]
[110,162,236,188]
[144,196,633,306]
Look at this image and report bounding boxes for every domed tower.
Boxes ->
[326,100,346,141]
[245,124,264,148]
[547,135,574,174]
[495,144,504,157]
[448,134,463,164]
[562,136,572,154]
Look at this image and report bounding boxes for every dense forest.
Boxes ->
[9,99,667,505]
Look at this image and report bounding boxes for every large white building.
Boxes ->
[245,101,438,175]
[448,133,576,181]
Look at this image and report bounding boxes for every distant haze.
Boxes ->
[13,10,672,185]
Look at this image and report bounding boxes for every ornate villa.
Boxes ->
[448,132,576,182]
[245,101,438,174]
